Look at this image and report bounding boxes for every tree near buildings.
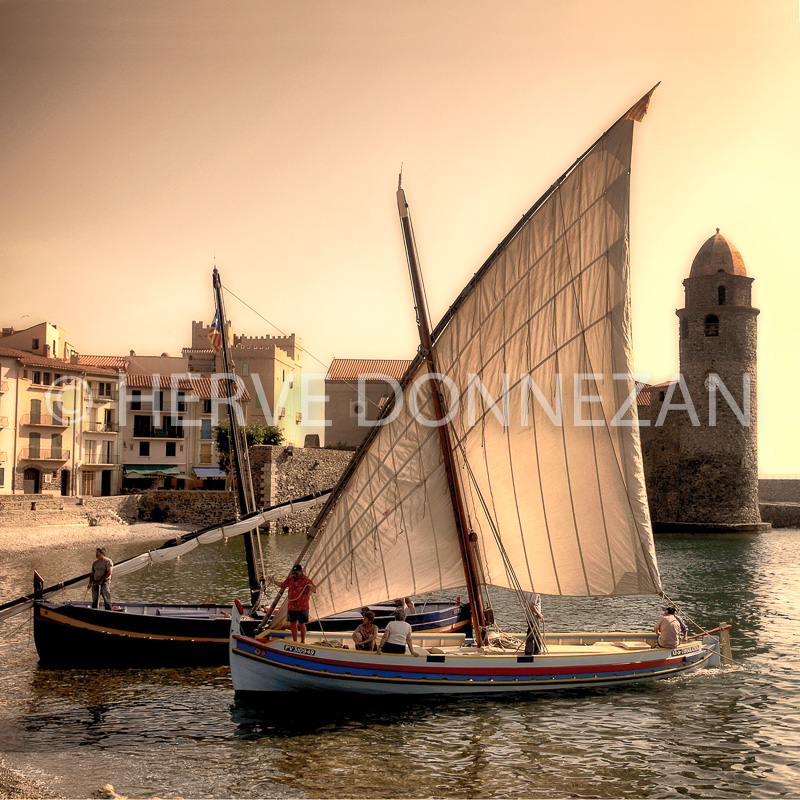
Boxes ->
[212,420,284,486]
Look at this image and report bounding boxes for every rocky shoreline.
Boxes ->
[0,759,58,800]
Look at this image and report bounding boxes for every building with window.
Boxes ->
[119,363,248,491]
[324,358,412,449]
[186,321,305,446]
[0,321,78,362]
[0,345,121,495]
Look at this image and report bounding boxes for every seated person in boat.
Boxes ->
[393,597,416,614]
[377,608,419,656]
[353,610,378,651]
[269,564,316,644]
[654,606,683,648]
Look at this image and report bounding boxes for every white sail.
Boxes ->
[303,373,468,620]
[101,494,331,580]
[437,118,660,596]
[303,115,660,622]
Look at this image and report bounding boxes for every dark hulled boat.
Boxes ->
[32,599,471,667]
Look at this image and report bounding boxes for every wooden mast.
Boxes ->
[212,267,262,606]
[396,183,488,646]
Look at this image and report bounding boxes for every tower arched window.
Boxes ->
[718,286,726,305]
[680,317,688,340]
[704,315,719,337]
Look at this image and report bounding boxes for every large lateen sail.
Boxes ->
[440,117,659,598]
[303,111,660,622]
[304,373,467,619]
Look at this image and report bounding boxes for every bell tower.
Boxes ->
[674,230,768,530]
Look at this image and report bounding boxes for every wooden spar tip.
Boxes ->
[397,165,412,219]
[397,187,409,219]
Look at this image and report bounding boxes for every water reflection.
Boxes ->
[1,529,800,798]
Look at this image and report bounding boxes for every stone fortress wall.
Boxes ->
[0,445,353,530]
[1,452,798,531]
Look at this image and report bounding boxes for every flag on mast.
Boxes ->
[624,82,660,122]
[208,311,223,353]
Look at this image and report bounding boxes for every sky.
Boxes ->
[1,0,798,474]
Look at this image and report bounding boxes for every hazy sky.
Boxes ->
[2,0,798,474]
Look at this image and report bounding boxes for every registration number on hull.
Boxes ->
[284,644,315,656]
[672,644,701,657]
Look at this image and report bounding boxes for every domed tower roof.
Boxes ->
[689,229,747,278]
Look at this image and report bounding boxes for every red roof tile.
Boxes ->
[636,380,676,407]
[326,358,413,382]
[77,354,126,369]
[0,347,116,374]
[125,373,250,401]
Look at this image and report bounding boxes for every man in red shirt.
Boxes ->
[270,564,316,643]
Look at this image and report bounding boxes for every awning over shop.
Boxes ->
[123,465,181,478]
[193,467,227,479]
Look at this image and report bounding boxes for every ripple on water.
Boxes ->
[2,530,800,798]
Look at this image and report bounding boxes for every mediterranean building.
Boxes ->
[639,231,770,532]
[186,321,305,446]
[0,327,247,495]
[0,321,78,362]
[0,335,121,496]
[115,353,248,491]
[324,358,412,448]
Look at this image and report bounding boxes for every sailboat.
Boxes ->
[229,87,725,696]
[0,271,467,667]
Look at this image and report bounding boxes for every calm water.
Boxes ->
[1,527,799,799]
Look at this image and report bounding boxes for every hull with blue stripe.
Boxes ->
[230,613,719,697]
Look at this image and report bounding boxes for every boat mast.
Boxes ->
[396,182,488,647]
[212,267,262,605]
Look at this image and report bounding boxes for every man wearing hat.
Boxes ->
[269,564,316,643]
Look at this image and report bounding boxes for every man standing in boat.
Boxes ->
[269,564,316,643]
[89,547,113,610]
[523,592,544,655]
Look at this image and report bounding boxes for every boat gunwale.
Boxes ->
[233,632,707,662]
[230,636,716,689]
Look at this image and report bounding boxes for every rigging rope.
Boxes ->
[221,283,389,420]
[458,446,547,653]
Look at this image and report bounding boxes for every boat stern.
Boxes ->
[702,633,721,668]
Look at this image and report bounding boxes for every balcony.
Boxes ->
[147,428,183,439]
[0,380,8,393]
[83,420,118,433]
[133,426,184,440]
[20,448,70,461]
[90,390,119,403]
[20,413,69,428]
[0,416,7,429]
[0,452,7,463]
[82,453,119,465]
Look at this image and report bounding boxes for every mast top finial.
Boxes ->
[716,227,720,234]
[398,163,403,190]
